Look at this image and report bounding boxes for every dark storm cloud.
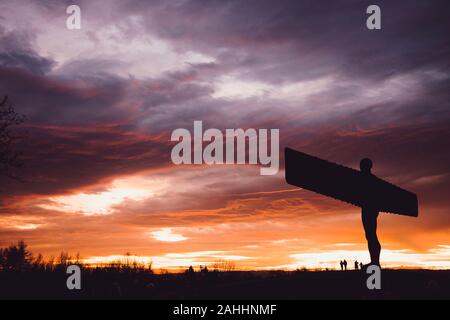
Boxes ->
[101,0,450,149]
[0,67,131,125]
[0,44,217,198]
[0,123,173,197]
[120,0,450,83]
[0,40,218,197]
[0,27,55,75]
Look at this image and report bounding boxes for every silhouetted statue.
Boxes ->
[343,259,347,270]
[285,148,418,267]
[354,260,359,270]
[360,158,381,265]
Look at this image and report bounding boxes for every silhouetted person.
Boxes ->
[360,158,381,266]
[339,260,343,270]
[360,262,363,270]
[354,260,359,270]
[343,260,347,270]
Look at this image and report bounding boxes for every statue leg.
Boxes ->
[362,209,381,265]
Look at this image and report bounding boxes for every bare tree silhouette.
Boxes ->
[211,259,236,272]
[0,95,26,179]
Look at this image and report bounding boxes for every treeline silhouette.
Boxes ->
[0,241,244,299]
[0,241,151,273]
[0,241,238,274]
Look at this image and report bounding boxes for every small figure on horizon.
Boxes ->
[343,259,347,270]
[360,262,363,270]
[354,260,359,270]
[340,260,344,270]
[186,265,195,274]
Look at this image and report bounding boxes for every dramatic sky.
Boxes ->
[0,0,449,270]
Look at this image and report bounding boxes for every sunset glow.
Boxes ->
[151,228,189,242]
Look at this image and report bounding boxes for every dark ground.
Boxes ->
[1,269,449,300]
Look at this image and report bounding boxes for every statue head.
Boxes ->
[360,158,373,173]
